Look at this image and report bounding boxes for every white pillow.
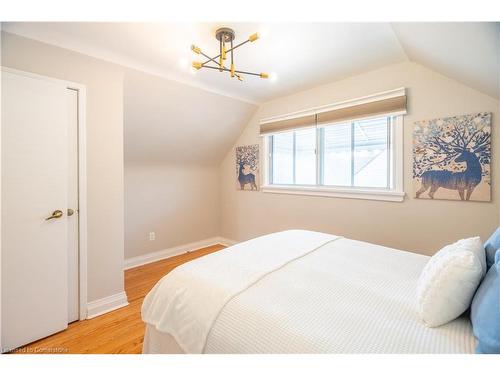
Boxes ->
[416,237,486,327]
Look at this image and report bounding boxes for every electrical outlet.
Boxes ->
[149,232,155,241]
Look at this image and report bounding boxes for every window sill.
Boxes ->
[261,185,405,202]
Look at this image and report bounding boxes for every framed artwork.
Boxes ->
[413,112,491,201]
[236,144,259,191]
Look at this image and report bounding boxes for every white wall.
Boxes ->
[219,62,500,255]
[1,32,125,302]
[121,68,255,261]
[125,162,219,259]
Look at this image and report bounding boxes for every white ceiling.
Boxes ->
[3,22,498,103]
[4,22,498,102]
[391,22,500,99]
[2,22,498,164]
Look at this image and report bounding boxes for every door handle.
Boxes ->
[45,210,63,220]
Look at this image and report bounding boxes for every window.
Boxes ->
[322,116,389,188]
[271,128,316,185]
[264,115,404,201]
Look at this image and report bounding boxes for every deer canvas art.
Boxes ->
[413,112,491,201]
[236,144,259,191]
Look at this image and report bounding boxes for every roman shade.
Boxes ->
[259,114,316,135]
[259,88,407,135]
[316,95,407,126]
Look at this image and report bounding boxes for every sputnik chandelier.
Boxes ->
[191,27,268,81]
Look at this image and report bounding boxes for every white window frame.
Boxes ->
[261,115,404,202]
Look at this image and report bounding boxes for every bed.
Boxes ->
[141,230,476,354]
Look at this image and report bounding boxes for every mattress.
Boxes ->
[142,231,476,354]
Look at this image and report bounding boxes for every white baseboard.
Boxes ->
[217,237,238,247]
[124,236,238,270]
[86,291,129,319]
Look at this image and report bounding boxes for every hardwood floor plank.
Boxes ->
[12,243,225,354]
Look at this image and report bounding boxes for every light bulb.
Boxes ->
[178,57,189,69]
[258,28,269,39]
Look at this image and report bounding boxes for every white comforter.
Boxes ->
[142,230,340,353]
[142,230,476,354]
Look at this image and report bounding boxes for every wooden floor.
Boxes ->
[13,244,225,354]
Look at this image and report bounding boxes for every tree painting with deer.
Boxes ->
[413,112,491,201]
[236,144,259,191]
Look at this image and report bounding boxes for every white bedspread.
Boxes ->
[141,230,339,353]
[142,230,476,354]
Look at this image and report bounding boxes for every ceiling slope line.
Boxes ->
[388,22,411,62]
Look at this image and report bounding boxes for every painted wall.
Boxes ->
[219,62,500,255]
[121,69,253,261]
[124,162,220,259]
[1,32,125,302]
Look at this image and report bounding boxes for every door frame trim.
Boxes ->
[1,67,89,321]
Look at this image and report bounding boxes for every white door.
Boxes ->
[1,71,78,350]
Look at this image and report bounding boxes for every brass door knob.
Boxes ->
[45,210,63,220]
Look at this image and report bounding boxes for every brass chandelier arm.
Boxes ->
[218,39,223,71]
[201,39,250,67]
[230,39,234,77]
[198,50,220,67]
[201,64,262,77]
[193,46,227,69]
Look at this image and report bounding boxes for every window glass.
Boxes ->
[353,118,388,188]
[322,123,352,186]
[272,132,293,184]
[294,128,316,185]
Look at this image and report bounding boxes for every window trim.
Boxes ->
[261,116,405,202]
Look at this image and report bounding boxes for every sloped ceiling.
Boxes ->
[124,69,256,164]
[2,22,498,164]
[391,22,500,99]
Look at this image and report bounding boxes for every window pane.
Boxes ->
[270,116,391,189]
[353,117,389,188]
[295,128,316,185]
[272,132,293,184]
[322,123,352,186]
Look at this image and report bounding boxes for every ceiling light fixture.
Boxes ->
[191,27,268,82]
